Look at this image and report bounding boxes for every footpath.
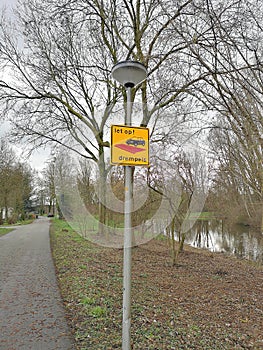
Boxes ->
[0,217,75,350]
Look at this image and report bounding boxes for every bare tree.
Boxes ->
[181,0,263,228]
[41,160,57,216]
[0,0,262,232]
[208,108,262,228]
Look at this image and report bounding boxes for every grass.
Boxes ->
[50,218,263,350]
[0,219,35,237]
[188,211,216,220]
[0,227,14,236]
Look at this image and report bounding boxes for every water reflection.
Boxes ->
[179,220,263,264]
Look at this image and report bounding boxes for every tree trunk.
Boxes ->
[98,151,107,237]
[4,193,8,221]
[178,232,186,253]
[169,217,176,266]
[0,209,3,224]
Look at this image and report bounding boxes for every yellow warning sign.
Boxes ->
[111,125,149,166]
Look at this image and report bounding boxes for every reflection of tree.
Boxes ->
[193,220,212,249]
[158,151,208,265]
[190,220,263,264]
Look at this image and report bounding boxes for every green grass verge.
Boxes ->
[0,219,36,236]
[50,219,123,349]
[0,227,14,236]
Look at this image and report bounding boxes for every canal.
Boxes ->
[179,220,263,264]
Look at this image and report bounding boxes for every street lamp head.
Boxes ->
[111,60,147,88]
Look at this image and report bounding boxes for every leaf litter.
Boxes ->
[50,220,263,350]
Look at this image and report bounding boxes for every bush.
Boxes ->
[7,213,19,225]
[28,213,36,220]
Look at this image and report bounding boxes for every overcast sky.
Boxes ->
[0,0,51,172]
[0,122,50,173]
[0,0,17,7]
[0,0,17,14]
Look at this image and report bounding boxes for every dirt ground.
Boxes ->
[51,222,263,349]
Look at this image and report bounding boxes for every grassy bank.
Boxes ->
[0,219,35,237]
[0,227,14,236]
[50,218,263,350]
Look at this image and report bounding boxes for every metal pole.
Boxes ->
[122,86,133,350]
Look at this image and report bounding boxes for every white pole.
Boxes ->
[122,86,133,350]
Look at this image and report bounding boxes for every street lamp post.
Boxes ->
[111,61,147,350]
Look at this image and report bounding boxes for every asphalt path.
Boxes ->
[0,217,75,350]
